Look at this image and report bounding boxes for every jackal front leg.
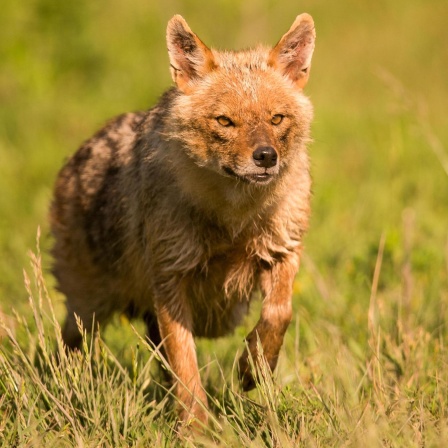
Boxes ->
[238,255,299,391]
[154,280,208,427]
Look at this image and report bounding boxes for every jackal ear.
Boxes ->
[269,13,316,89]
[167,15,216,93]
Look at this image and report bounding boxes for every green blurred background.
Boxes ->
[0,0,447,334]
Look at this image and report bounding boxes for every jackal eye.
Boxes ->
[216,116,234,127]
[271,114,284,125]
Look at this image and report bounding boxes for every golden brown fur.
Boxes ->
[50,14,316,426]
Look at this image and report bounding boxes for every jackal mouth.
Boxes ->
[222,166,275,185]
[246,172,274,184]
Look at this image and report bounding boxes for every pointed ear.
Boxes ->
[166,15,216,93]
[269,14,316,89]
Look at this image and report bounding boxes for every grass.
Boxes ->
[1,0,448,446]
[2,233,448,446]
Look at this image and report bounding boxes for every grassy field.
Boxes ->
[1,0,448,446]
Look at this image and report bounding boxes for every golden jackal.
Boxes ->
[50,13,316,425]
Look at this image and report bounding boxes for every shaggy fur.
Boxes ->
[50,13,316,426]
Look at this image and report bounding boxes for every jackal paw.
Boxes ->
[238,351,257,391]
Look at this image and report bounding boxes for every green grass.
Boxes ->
[1,0,448,446]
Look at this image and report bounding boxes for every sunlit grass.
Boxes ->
[1,232,448,446]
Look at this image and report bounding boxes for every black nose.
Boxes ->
[252,146,278,168]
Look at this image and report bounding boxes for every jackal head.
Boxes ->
[166,14,315,185]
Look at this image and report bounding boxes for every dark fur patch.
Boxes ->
[84,164,125,269]
[210,131,229,145]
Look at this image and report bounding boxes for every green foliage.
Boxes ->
[1,0,448,445]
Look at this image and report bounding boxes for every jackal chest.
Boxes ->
[186,246,261,338]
